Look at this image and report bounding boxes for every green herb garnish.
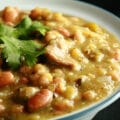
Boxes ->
[0,16,49,69]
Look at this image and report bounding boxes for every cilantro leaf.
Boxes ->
[16,16,32,29]
[0,36,20,69]
[0,24,15,37]
[19,40,41,66]
[30,21,49,36]
[0,16,49,69]
[15,16,32,39]
[0,36,42,69]
[15,16,49,39]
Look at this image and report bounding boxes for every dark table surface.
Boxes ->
[79,0,120,17]
[77,0,120,120]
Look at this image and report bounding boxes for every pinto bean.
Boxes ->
[57,27,70,37]
[2,6,20,25]
[0,71,15,87]
[30,7,52,20]
[29,7,42,20]
[28,89,53,111]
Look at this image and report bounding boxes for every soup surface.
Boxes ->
[0,7,120,120]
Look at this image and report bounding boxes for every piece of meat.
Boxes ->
[46,38,78,70]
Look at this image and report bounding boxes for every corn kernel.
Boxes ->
[63,86,78,100]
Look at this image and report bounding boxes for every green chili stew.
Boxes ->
[0,7,120,120]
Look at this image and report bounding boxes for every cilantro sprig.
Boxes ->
[0,16,49,69]
[15,16,49,39]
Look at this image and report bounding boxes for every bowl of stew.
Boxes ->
[0,0,120,120]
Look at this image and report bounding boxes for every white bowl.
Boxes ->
[0,0,120,120]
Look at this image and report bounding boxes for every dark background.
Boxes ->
[77,0,120,120]
[79,0,120,17]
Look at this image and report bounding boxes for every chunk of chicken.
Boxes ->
[46,37,79,70]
